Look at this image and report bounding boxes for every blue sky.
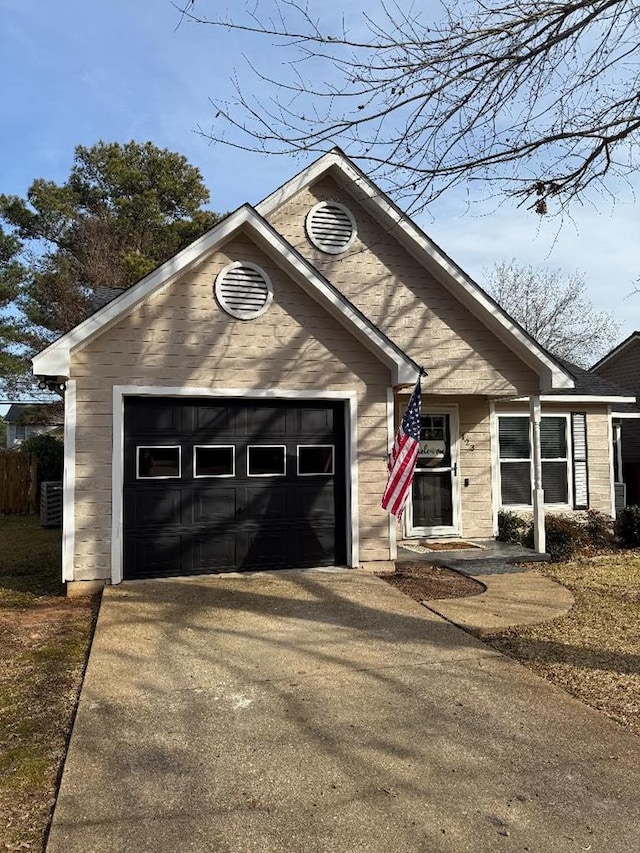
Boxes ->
[1,0,639,412]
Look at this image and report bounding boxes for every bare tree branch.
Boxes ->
[179,0,640,214]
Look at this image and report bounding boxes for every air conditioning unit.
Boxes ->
[40,481,63,528]
[614,482,627,514]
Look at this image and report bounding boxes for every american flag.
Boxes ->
[381,379,422,518]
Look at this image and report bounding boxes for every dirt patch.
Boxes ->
[381,562,485,601]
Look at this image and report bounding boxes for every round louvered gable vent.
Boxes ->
[214,262,273,320]
[306,201,357,254]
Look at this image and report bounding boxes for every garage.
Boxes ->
[123,397,347,579]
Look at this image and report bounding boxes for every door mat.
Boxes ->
[400,540,484,554]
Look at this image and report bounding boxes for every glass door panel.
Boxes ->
[412,471,453,527]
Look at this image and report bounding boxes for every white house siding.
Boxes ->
[68,230,393,582]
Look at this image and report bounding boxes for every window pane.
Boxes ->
[195,446,234,477]
[499,418,530,459]
[137,447,180,478]
[541,417,567,458]
[298,445,334,475]
[248,445,285,476]
[500,462,531,505]
[542,461,568,503]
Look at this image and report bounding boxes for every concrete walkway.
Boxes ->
[47,570,639,853]
[397,541,574,636]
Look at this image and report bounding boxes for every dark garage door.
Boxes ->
[123,398,347,579]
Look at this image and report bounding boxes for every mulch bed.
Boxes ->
[381,562,485,601]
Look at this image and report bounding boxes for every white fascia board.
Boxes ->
[612,411,640,418]
[32,201,419,385]
[510,395,637,404]
[32,346,72,378]
[259,151,574,392]
[257,152,340,217]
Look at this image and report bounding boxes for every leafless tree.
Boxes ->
[485,260,620,366]
[178,0,640,215]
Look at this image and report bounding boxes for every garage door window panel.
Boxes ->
[297,445,335,475]
[137,446,181,479]
[248,445,286,476]
[194,445,235,478]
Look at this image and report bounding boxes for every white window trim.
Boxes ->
[136,446,182,480]
[296,444,335,476]
[193,445,235,479]
[111,386,359,584]
[497,413,573,510]
[247,444,287,477]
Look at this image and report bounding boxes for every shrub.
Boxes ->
[19,433,64,483]
[497,510,527,544]
[583,509,615,550]
[523,513,584,562]
[615,505,640,548]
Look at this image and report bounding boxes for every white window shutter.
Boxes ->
[571,412,589,509]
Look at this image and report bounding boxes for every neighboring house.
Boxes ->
[591,333,640,506]
[4,403,64,449]
[32,149,635,592]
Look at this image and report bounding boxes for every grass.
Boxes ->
[0,514,99,851]
[484,553,640,736]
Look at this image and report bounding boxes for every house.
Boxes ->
[31,149,636,593]
[4,403,64,449]
[591,332,640,506]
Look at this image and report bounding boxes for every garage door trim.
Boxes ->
[110,385,359,584]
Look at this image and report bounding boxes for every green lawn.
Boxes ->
[0,515,99,851]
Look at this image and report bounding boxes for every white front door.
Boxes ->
[405,408,460,538]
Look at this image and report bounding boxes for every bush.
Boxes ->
[583,509,615,550]
[523,513,584,562]
[615,505,640,548]
[497,510,527,544]
[19,433,64,483]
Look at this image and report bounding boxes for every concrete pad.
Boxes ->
[47,570,639,853]
[423,570,574,636]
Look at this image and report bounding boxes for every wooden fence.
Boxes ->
[0,450,38,515]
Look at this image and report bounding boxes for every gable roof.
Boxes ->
[591,331,640,372]
[33,204,420,386]
[257,148,574,392]
[4,402,64,425]
[540,358,637,403]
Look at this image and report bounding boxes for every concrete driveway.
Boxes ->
[47,570,639,853]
